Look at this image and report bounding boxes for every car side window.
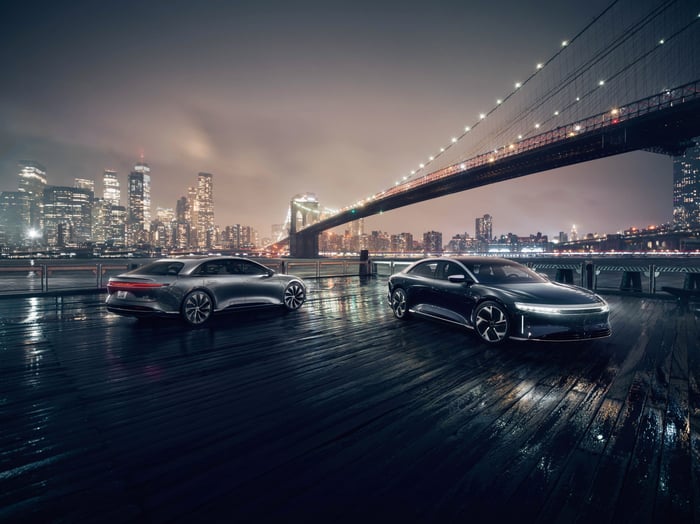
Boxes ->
[197,261,226,275]
[408,262,438,279]
[438,261,466,280]
[473,264,506,284]
[226,260,267,275]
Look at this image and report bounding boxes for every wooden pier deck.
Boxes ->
[0,276,699,523]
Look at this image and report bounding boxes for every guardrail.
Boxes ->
[0,259,374,297]
[0,263,134,295]
[1,257,698,301]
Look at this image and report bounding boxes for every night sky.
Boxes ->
[0,0,674,241]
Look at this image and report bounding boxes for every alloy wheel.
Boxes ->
[284,281,305,310]
[474,301,509,343]
[391,288,409,319]
[182,290,213,325]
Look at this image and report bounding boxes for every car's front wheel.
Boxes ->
[284,281,305,311]
[474,300,509,344]
[390,287,410,319]
[182,290,213,326]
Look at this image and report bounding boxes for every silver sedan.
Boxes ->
[106,256,306,325]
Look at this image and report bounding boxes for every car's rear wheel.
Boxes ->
[284,281,305,310]
[182,290,213,326]
[474,301,509,344]
[390,288,410,319]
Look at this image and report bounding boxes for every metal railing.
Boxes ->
[1,256,698,299]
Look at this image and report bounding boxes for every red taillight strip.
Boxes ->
[108,281,168,291]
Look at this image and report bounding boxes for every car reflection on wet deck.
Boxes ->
[0,277,698,523]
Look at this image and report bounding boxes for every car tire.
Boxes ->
[284,281,305,311]
[390,287,410,320]
[182,290,213,326]
[474,300,509,344]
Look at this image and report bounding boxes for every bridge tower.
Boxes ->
[289,193,320,258]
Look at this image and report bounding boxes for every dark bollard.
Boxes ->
[585,262,594,290]
[555,268,574,284]
[359,249,369,277]
[684,272,700,290]
[620,271,642,292]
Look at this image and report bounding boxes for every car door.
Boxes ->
[193,260,248,309]
[404,261,439,309]
[225,259,281,306]
[433,260,477,324]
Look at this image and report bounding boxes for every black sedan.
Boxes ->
[106,256,306,325]
[388,256,610,344]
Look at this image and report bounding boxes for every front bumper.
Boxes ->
[511,311,611,341]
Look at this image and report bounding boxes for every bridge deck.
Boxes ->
[1,277,699,523]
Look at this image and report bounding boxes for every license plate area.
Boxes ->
[117,290,128,299]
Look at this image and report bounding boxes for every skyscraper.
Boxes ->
[127,161,151,245]
[423,231,443,254]
[196,172,214,249]
[17,161,47,233]
[475,214,492,242]
[673,140,700,230]
[43,186,93,246]
[103,170,120,205]
[74,178,95,193]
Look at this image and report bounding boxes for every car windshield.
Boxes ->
[128,261,184,276]
[467,262,546,284]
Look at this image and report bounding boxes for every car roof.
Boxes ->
[153,255,253,263]
[415,256,517,265]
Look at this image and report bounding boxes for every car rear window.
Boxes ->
[128,261,184,276]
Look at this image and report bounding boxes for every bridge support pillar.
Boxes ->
[290,232,319,258]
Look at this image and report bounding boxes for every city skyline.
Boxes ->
[0,0,682,239]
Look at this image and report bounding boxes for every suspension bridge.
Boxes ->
[275,0,700,257]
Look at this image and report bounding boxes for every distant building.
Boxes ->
[673,139,700,229]
[423,231,442,254]
[446,233,476,253]
[366,230,390,253]
[74,178,95,193]
[475,214,492,242]
[0,191,31,246]
[93,199,126,246]
[127,162,151,245]
[390,232,413,254]
[570,224,579,242]
[196,172,214,249]
[43,185,93,246]
[102,170,120,206]
[17,161,47,234]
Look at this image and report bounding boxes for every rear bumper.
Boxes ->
[106,304,178,319]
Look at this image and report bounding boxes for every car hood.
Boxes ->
[483,281,604,305]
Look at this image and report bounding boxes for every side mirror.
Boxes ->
[448,274,473,285]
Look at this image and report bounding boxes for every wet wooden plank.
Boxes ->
[0,278,699,522]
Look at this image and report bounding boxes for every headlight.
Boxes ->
[514,301,609,314]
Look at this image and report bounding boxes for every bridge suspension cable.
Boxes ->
[355,0,700,206]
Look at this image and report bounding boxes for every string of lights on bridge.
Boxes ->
[330,4,700,217]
